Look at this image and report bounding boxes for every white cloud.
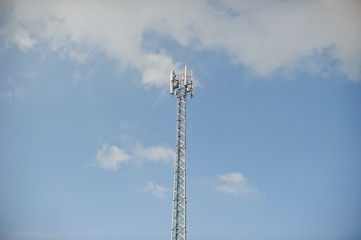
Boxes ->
[94,143,174,170]
[142,181,169,199]
[1,0,360,82]
[216,172,258,196]
[141,52,182,87]
[96,144,130,171]
[135,144,175,164]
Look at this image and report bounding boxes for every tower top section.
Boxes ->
[170,60,194,98]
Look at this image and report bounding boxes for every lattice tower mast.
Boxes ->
[169,60,194,240]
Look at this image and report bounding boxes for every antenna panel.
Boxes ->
[170,70,174,94]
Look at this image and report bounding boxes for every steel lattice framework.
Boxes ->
[170,62,193,240]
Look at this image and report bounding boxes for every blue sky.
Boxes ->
[1,1,361,240]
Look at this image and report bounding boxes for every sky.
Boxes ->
[0,0,361,240]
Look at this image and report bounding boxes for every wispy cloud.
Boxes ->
[135,144,175,164]
[9,230,121,240]
[93,143,175,170]
[2,79,25,102]
[142,181,169,199]
[1,0,360,82]
[12,29,37,51]
[72,70,81,82]
[216,172,259,196]
[96,144,130,171]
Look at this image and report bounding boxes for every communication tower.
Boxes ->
[170,59,194,240]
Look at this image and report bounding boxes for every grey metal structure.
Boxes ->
[170,61,193,240]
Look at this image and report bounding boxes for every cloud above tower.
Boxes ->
[1,0,360,83]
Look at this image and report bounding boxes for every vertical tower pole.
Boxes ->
[170,61,193,240]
